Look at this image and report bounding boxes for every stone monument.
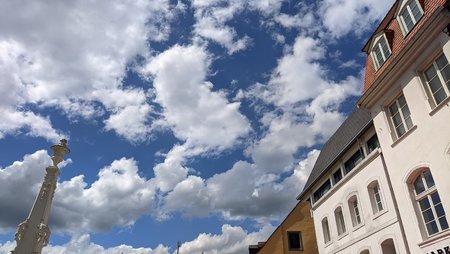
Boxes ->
[12,139,70,254]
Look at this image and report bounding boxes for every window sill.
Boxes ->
[337,232,348,241]
[418,229,450,248]
[391,125,417,148]
[324,240,333,248]
[372,209,388,220]
[429,96,450,116]
[352,223,365,232]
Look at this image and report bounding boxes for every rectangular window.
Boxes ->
[388,94,413,139]
[366,134,380,153]
[344,149,364,174]
[313,180,331,202]
[333,169,343,184]
[287,231,303,250]
[372,36,391,70]
[424,53,450,106]
[353,200,362,225]
[400,0,423,34]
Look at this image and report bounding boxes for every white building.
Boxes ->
[300,0,450,253]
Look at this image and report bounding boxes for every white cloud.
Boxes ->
[0,150,155,233]
[178,224,275,254]
[0,235,169,254]
[319,0,395,38]
[191,0,251,54]
[0,0,173,142]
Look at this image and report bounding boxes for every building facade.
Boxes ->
[358,0,450,253]
[298,109,409,254]
[248,201,318,254]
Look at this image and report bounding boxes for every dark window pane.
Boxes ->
[426,221,439,235]
[419,197,430,210]
[288,232,302,250]
[344,149,364,173]
[424,171,435,187]
[367,134,379,153]
[436,54,449,69]
[435,204,445,217]
[333,170,343,184]
[434,89,448,105]
[425,65,437,80]
[396,123,406,137]
[429,77,443,94]
[431,192,441,204]
[440,217,449,230]
[314,180,331,202]
[415,177,426,194]
[422,209,435,223]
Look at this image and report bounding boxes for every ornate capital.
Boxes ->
[50,139,70,167]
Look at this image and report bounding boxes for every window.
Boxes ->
[380,238,397,254]
[333,169,343,184]
[424,53,450,106]
[399,0,423,35]
[314,179,331,202]
[366,134,380,154]
[368,182,384,214]
[372,35,391,70]
[287,231,303,250]
[348,195,362,227]
[335,207,347,236]
[360,250,370,254]
[344,149,364,174]
[412,170,449,236]
[388,94,413,139]
[322,217,331,244]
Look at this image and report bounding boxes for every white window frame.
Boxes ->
[322,217,331,244]
[422,53,450,107]
[371,34,392,71]
[387,94,413,140]
[397,0,424,36]
[335,206,347,236]
[348,195,363,227]
[412,170,449,237]
[368,180,385,215]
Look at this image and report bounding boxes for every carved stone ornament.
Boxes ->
[40,183,52,200]
[15,219,29,243]
[36,222,50,247]
[50,139,70,167]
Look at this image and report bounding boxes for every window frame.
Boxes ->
[411,170,449,237]
[287,231,303,251]
[422,53,450,108]
[334,206,347,236]
[387,94,413,140]
[397,0,424,36]
[368,180,385,215]
[322,217,331,244]
[371,34,392,71]
[348,195,363,227]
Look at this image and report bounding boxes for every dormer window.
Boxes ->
[371,34,391,70]
[397,0,424,36]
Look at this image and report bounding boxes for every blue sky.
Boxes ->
[0,0,394,253]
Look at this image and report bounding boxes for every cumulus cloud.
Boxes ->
[319,0,395,38]
[159,150,319,221]
[0,150,155,233]
[0,0,173,142]
[144,44,251,193]
[178,224,275,254]
[0,235,169,254]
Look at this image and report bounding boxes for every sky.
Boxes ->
[0,0,395,253]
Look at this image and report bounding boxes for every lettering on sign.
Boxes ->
[426,246,450,254]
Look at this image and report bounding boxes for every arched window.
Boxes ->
[380,238,397,254]
[360,249,370,254]
[322,217,331,244]
[368,180,384,215]
[411,170,449,236]
[348,195,362,227]
[334,206,346,236]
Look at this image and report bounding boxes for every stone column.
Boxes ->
[12,139,70,254]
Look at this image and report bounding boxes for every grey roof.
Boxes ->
[298,107,372,200]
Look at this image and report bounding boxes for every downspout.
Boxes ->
[380,152,411,253]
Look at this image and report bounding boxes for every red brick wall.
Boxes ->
[363,0,448,92]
